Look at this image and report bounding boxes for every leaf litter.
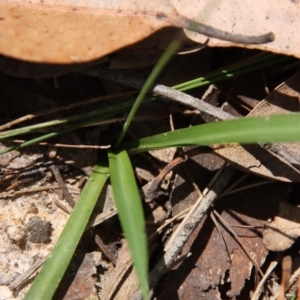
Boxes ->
[0,22,300,300]
[0,0,273,63]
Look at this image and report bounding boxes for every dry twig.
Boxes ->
[132,165,236,299]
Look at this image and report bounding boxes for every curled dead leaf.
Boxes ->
[263,202,300,252]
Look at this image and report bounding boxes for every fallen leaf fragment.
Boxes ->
[214,71,300,182]
[263,202,300,252]
[0,0,273,63]
[0,0,174,63]
[162,155,289,299]
[178,0,300,58]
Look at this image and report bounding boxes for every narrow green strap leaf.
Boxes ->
[124,114,300,154]
[172,54,292,92]
[0,98,140,155]
[0,101,135,155]
[115,38,182,147]
[24,161,110,300]
[108,150,149,299]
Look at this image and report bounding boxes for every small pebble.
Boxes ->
[26,216,52,244]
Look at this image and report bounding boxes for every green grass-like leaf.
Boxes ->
[7,40,296,300]
[172,53,292,92]
[108,150,149,299]
[24,161,110,300]
[125,114,300,154]
[0,98,143,155]
[0,97,139,142]
[115,39,182,147]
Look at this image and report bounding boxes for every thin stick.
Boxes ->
[169,112,175,131]
[4,139,111,149]
[210,211,232,263]
[251,260,278,300]
[213,210,264,277]
[0,185,60,198]
[152,166,235,285]
[52,197,72,214]
[221,180,273,197]
[9,256,48,293]
[49,165,76,208]
[155,83,236,120]
[178,16,274,44]
[132,166,237,300]
[95,234,117,266]
[84,67,234,121]
[219,173,249,197]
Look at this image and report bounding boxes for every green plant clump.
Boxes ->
[4,43,296,300]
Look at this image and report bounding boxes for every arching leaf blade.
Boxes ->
[24,161,110,300]
[108,150,149,299]
[125,114,300,154]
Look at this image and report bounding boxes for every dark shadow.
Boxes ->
[171,156,225,207]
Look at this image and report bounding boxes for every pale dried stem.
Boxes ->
[132,166,237,300]
[5,139,111,149]
[271,264,300,300]
[9,257,48,293]
[0,184,80,198]
[251,260,278,300]
[221,179,273,197]
[155,167,235,281]
[210,211,232,263]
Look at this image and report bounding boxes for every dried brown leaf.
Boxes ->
[214,72,300,182]
[179,0,300,58]
[0,0,273,64]
[263,202,300,252]
[0,0,176,63]
[162,152,289,299]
